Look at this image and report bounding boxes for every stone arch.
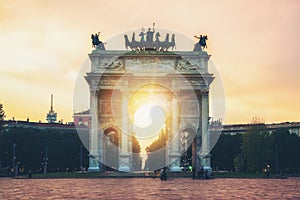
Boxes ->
[86,45,213,173]
[179,125,197,153]
[179,125,198,170]
[102,126,120,170]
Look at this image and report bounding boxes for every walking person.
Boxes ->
[160,167,167,181]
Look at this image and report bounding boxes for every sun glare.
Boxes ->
[133,103,154,128]
[133,103,165,131]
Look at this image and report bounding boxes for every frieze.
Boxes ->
[173,77,206,87]
[176,60,197,71]
[181,102,199,116]
[107,59,124,70]
[98,77,125,86]
[92,56,123,71]
[125,58,175,72]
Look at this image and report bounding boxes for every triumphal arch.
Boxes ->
[86,29,214,172]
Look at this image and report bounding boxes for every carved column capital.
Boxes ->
[201,89,209,96]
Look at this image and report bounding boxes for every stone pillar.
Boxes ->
[169,94,181,171]
[118,91,131,172]
[200,91,211,171]
[128,113,133,170]
[88,90,101,171]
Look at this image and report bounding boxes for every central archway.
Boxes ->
[127,83,180,170]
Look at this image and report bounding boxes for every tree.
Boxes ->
[271,128,300,174]
[241,124,273,172]
[211,134,243,171]
[132,136,142,171]
[0,103,5,121]
[0,127,89,175]
[144,130,168,170]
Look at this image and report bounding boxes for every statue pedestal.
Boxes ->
[88,153,101,172]
[118,152,131,172]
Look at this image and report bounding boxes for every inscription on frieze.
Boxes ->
[125,58,175,73]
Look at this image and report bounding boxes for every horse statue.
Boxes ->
[131,32,140,51]
[154,32,161,50]
[160,33,170,51]
[124,34,132,50]
[139,30,146,51]
[124,33,141,51]
[169,34,176,51]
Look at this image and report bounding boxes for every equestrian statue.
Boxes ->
[194,35,208,51]
[91,32,105,50]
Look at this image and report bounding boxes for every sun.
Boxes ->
[133,103,165,128]
[133,103,153,128]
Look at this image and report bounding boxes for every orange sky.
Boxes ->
[0,0,299,124]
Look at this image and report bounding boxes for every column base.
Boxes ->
[88,153,102,172]
[88,167,100,172]
[200,154,212,175]
[169,153,181,172]
[119,152,131,172]
[118,166,130,172]
[169,166,182,172]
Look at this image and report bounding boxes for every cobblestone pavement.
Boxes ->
[0,178,299,199]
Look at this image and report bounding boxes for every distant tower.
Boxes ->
[46,94,57,123]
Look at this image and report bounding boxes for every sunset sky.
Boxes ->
[0,0,299,124]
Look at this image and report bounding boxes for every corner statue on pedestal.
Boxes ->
[91,32,105,50]
[194,35,208,51]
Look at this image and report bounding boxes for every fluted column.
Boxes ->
[118,90,131,172]
[169,94,181,171]
[88,90,100,171]
[193,92,202,173]
[200,90,211,170]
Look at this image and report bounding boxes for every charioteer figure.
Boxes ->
[139,28,146,42]
[145,22,155,49]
